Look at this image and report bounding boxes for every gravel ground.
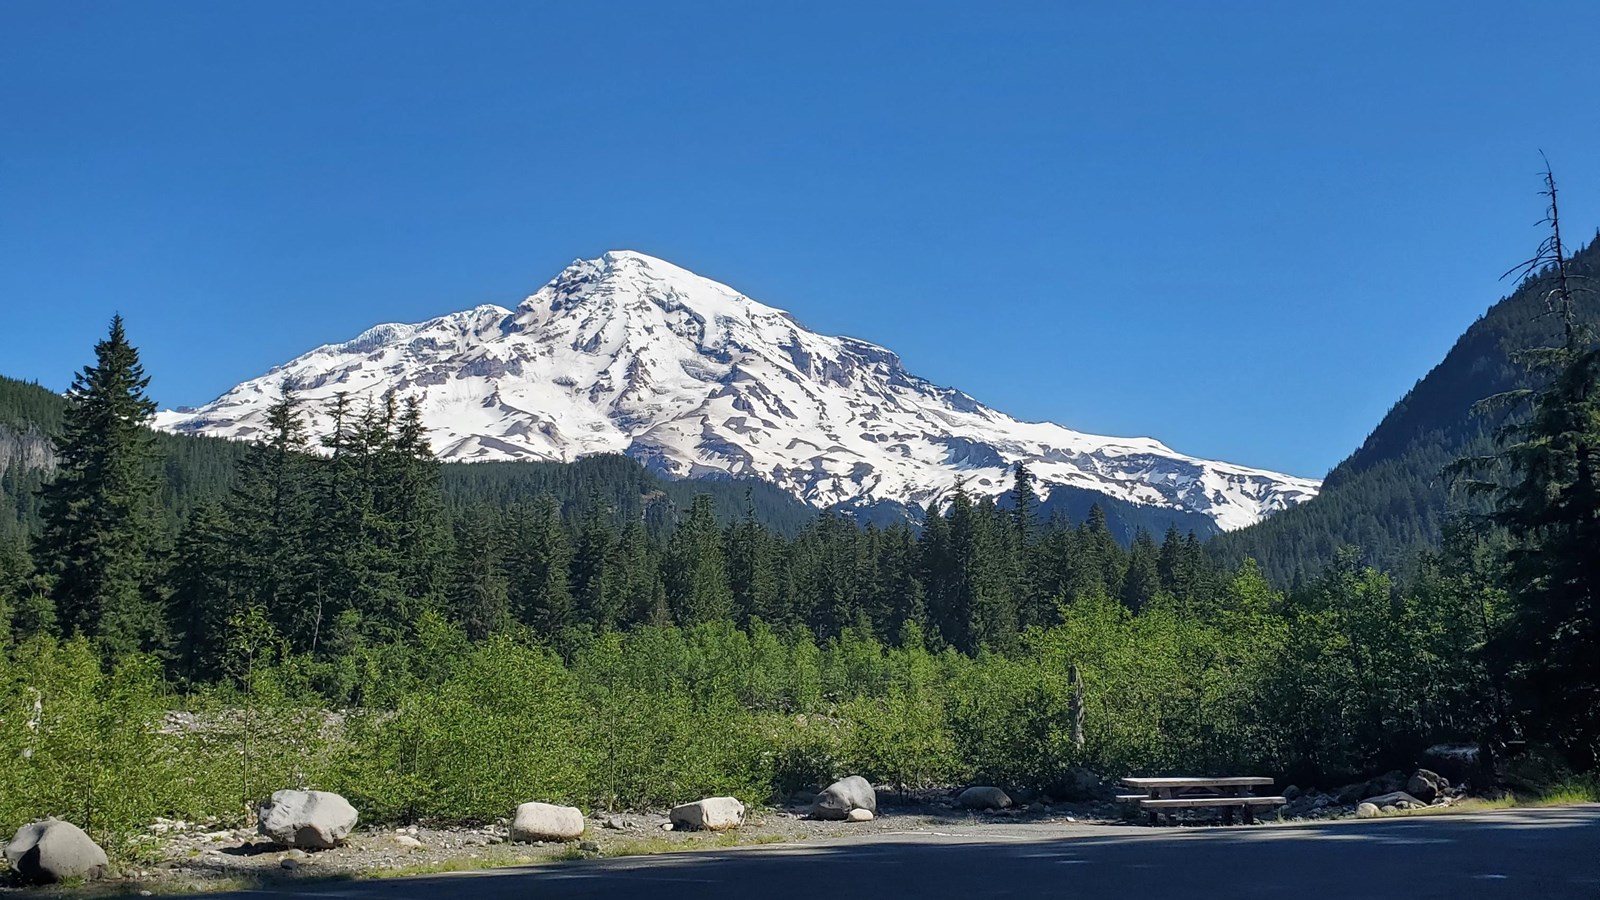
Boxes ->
[3,789,1449,895]
[0,796,1128,895]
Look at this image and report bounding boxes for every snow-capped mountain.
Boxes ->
[155,251,1318,530]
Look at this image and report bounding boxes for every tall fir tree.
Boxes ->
[504,496,575,638]
[223,384,313,643]
[170,500,236,682]
[664,494,733,624]
[447,508,511,640]
[35,315,167,654]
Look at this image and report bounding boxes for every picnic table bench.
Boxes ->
[1118,777,1285,826]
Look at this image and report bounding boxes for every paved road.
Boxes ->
[204,805,1600,899]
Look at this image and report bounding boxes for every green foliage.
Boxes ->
[34,317,166,655]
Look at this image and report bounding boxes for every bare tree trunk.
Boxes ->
[1069,663,1086,753]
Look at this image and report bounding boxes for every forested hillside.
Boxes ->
[1,375,816,541]
[1212,234,1600,583]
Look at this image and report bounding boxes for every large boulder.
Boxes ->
[670,797,745,832]
[1421,744,1482,785]
[510,802,586,843]
[813,776,878,821]
[958,786,1013,811]
[257,790,358,850]
[1406,769,1448,804]
[3,818,107,884]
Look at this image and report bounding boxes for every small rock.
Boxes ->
[661,822,674,831]
[280,858,299,870]
[1356,802,1381,818]
[393,835,424,850]
[846,808,874,822]
[579,840,600,852]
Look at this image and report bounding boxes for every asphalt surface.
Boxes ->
[200,805,1600,900]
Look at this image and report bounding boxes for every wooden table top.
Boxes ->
[1120,776,1275,788]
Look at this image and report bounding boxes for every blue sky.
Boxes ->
[3,1,1598,479]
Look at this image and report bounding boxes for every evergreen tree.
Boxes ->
[727,493,780,626]
[1455,168,1600,765]
[664,495,732,624]
[1121,529,1161,614]
[571,494,625,629]
[170,500,236,682]
[35,315,166,653]
[447,509,511,640]
[223,384,313,642]
[505,496,575,637]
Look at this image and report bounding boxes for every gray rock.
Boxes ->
[670,797,745,831]
[3,818,108,884]
[1283,785,1302,802]
[579,840,600,853]
[1407,769,1447,804]
[813,775,878,820]
[846,808,874,822]
[510,802,585,843]
[257,790,359,850]
[1356,802,1381,819]
[958,786,1013,810]
[1363,791,1425,809]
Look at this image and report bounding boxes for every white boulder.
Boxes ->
[510,802,586,843]
[670,797,745,831]
[257,790,359,850]
[3,818,108,884]
[813,775,878,821]
[847,808,875,822]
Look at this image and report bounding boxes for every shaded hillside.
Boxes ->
[1,376,248,539]
[1212,233,1600,583]
[440,455,817,536]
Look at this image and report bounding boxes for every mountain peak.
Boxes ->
[156,252,1319,530]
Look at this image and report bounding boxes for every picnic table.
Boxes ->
[1118,776,1285,826]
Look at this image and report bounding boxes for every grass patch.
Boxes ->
[597,830,786,858]
[1527,777,1600,806]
